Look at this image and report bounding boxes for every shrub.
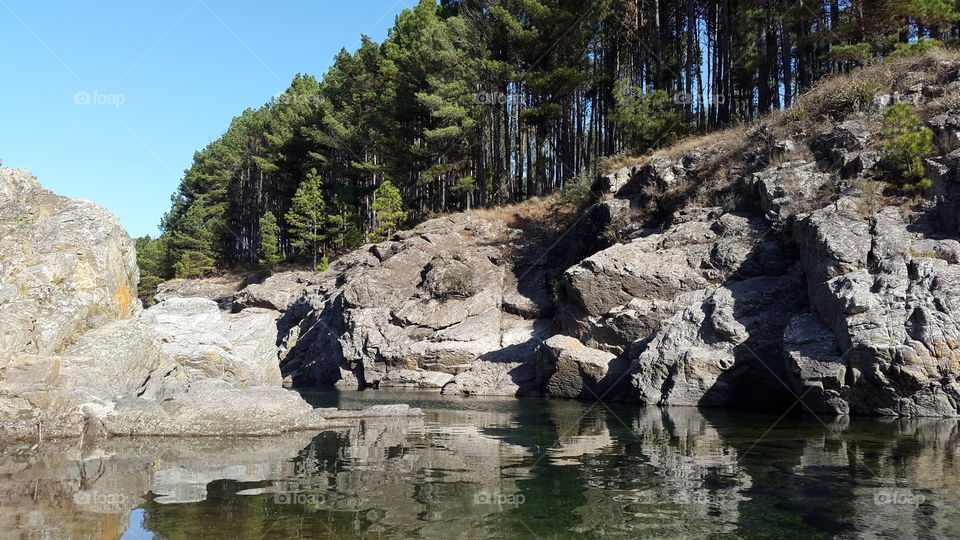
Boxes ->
[880,102,934,192]
[316,255,330,272]
[434,266,476,299]
[611,84,690,154]
[888,38,945,59]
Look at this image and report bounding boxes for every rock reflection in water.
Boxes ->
[1,391,959,539]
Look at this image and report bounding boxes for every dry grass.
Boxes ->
[471,193,571,234]
[599,124,752,175]
[778,48,960,130]
[658,124,752,161]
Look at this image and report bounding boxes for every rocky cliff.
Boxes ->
[7,54,960,423]
[219,53,960,417]
[0,166,421,441]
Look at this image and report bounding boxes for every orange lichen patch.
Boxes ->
[112,283,134,316]
[96,514,122,540]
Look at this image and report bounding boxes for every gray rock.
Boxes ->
[784,313,851,415]
[753,161,833,223]
[538,335,618,399]
[813,120,871,165]
[281,213,554,387]
[594,163,641,194]
[0,167,139,356]
[795,204,960,416]
[440,359,538,397]
[234,271,323,312]
[138,297,283,390]
[380,369,455,389]
[928,111,960,154]
[97,379,339,437]
[154,276,246,309]
[559,211,790,354]
[319,404,424,418]
[629,275,806,408]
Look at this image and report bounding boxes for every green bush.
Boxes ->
[611,84,689,154]
[881,102,934,192]
[316,255,330,272]
[888,38,945,59]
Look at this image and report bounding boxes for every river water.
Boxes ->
[2,389,959,539]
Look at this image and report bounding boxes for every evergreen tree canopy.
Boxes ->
[285,169,328,267]
[151,0,960,277]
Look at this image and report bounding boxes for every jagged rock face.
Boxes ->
[558,209,793,358]
[0,167,139,355]
[630,274,806,409]
[279,213,552,394]
[794,202,960,416]
[565,63,960,416]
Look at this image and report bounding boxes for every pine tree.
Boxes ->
[285,169,328,267]
[135,235,171,305]
[169,197,219,278]
[881,102,934,191]
[370,180,406,241]
[155,0,958,273]
[258,211,282,272]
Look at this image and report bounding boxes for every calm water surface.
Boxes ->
[2,389,959,539]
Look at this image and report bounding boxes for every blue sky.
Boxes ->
[0,0,410,237]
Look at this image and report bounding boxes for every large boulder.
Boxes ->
[0,167,139,355]
[138,297,283,389]
[279,213,554,391]
[538,335,619,399]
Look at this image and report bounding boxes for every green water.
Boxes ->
[5,390,959,539]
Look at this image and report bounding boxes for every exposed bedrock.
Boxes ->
[0,166,422,441]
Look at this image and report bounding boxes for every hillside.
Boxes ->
[153,50,960,417]
[137,0,960,296]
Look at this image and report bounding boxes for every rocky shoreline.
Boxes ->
[4,58,960,434]
[239,57,960,418]
[0,165,422,442]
